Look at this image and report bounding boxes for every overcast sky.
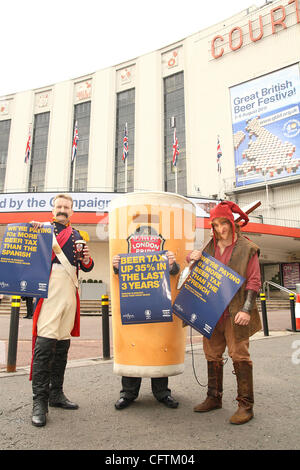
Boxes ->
[1,0,266,97]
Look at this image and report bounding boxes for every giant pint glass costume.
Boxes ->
[109,192,196,378]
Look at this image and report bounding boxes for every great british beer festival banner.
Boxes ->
[231,64,300,188]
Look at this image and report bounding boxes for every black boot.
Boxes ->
[49,339,78,410]
[32,336,57,427]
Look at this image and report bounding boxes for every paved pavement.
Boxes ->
[0,311,300,452]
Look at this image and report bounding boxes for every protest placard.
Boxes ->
[0,223,53,297]
[173,252,245,338]
[118,250,172,324]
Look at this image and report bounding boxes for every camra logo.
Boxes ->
[283,119,300,138]
[0,281,9,288]
[20,280,27,291]
[145,309,152,320]
[127,225,165,253]
[190,313,197,323]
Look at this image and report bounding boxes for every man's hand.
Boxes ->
[30,221,44,229]
[112,255,121,269]
[189,250,202,261]
[166,251,176,267]
[234,311,250,326]
[82,245,91,265]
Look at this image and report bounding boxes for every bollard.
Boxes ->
[295,293,300,332]
[260,292,269,336]
[101,295,111,359]
[7,295,21,372]
[288,293,297,332]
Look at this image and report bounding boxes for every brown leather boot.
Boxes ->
[194,361,223,412]
[230,361,254,425]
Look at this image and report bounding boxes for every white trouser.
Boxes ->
[37,264,77,340]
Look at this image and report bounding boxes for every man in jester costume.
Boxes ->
[30,194,94,427]
[187,200,261,425]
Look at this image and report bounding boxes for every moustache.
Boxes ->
[56,212,68,218]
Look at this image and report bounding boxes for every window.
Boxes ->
[0,120,11,192]
[164,72,186,195]
[114,89,135,192]
[28,112,50,192]
[70,101,91,191]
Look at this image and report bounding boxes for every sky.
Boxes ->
[1,0,266,97]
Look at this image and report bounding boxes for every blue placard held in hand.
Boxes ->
[118,250,172,324]
[173,252,245,338]
[0,223,53,298]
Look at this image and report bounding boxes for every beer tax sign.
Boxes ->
[0,223,53,297]
[118,251,172,325]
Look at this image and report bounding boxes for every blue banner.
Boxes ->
[0,223,53,298]
[172,252,245,338]
[118,250,172,324]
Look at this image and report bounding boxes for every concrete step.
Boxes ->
[256,299,291,311]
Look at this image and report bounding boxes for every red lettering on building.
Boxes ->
[249,15,264,42]
[211,35,224,59]
[288,0,300,22]
[270,5,287,33]
[229,27,243,51]
[211,0,299,59]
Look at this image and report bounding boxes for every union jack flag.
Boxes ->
[24,127,31,164]
[172,128,179,166]
[72,121,79,162]
[122,123,128,162]
[217,136,222,173]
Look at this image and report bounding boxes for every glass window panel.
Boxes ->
[69,101,91,191]
[163,72,187,195]
[114,89,135,192]
[0,119,11,191]
[28,112,50,192]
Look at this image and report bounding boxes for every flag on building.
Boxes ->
[172,128,179,166]
[217,136,222,173]
[122,123,128,162]
[72,121,79,162]
[24,127,31,164]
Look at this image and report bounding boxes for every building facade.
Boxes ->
[0,0,300,294]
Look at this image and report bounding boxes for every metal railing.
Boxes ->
[261,281,299,333]
[263,280,295,299]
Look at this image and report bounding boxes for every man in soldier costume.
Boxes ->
[187,200,261,424]
[30,194,94,427]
